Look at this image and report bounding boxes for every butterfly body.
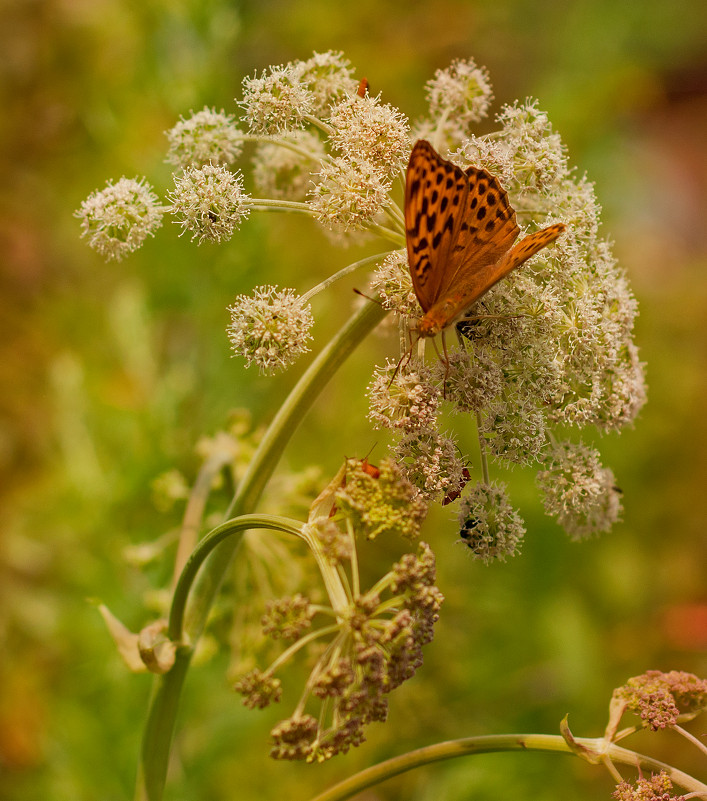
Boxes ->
[405,140,565,337]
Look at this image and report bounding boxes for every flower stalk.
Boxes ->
[308,735,707,801]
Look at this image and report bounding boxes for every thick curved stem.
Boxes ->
[307,734,707,801]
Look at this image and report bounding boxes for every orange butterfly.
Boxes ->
[405,140,565,338]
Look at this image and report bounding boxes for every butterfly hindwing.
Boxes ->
[405,140,469,313]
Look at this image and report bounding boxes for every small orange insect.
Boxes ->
[442,467,471,506]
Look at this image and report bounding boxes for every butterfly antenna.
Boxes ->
[363,442,378,461]
[352,287,385,307]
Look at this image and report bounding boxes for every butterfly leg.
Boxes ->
[431,332,452,399]
[389,327,420,387]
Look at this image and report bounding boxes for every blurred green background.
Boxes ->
[1,1,706,799]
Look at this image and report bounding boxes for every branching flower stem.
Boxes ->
[167,514,304,642]
[301,252,393,303]
[674,724,707,757]
[307,735,707,801]
[136,298,388,801]
[303,113,335,136]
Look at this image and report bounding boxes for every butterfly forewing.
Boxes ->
[499,222,565,273]
[436,165,519,300]
[405,140,469,313]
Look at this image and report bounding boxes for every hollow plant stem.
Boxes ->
[307,734,707,801]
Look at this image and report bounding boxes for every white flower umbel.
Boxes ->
[77,49,646,546]
[420,58,493,148]
[165,107,243,168]
[75,177,163,262]
[328,94,410,179]
[308,157,391,232]
[369,250,421,319]
[495,100,568,193]
[240,64,314,134]
[536,440,622,540]
[296,51,358,116]
[479,391,548,466]
[227,286,314,375]
[457,482,525,563]
[432,348,503,414]
[393,428,467,503]
[169,163,251,243]
[367,360,441,432]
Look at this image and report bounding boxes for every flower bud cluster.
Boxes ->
[335,457,428,540]
[232,463,441,762]
[235,531,441,760]
[612,772,685,801]
[612,670,707,731]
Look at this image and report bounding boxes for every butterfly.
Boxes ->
[405,140,565,338]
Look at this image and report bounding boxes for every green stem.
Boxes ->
[136,298,388,801]
[307,734,707,801]
[138,514,301,801]
[303,114,334,136]
[367,222,405,247]
[134,651,192,801]
[250,198,313,213]
[475,410,490,484]
[168,514,303,642]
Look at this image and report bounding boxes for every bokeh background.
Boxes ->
[1,1,706,799]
